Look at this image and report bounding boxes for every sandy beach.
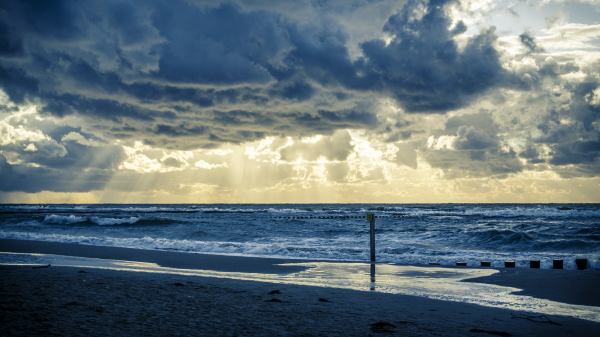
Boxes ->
[1,239,600,336]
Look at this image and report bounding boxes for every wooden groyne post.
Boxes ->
[367,213,375,262]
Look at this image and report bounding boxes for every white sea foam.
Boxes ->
[90,217,141,226]
[7,205,49,209]
[42,214,141,226]
[44,214,87,224]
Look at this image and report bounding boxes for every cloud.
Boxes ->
[325,162,350,182]
[354,0,506,112]
[61,132,105,147]
[0,0,599,199]
[519,31,545,54]
[0,0,513,151]
[0,153,114,192]
[453,126,497,150]
[279,130,355,162]
[420,111,524,178]
[390,142,418,169]
[518,145,545,164]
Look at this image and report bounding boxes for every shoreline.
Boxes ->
[0,238,313,274]
[2,238,600,336]
[2,238,600,307]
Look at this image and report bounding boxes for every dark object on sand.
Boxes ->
[469,328,512,336]
[429,262,440,265]
[575,259,587,270]
[511,313,562,326]
[318,298,329,302]
[530,260,540,269]
[174,282,185,286]
[268,290,281,294]
[456,262,467,266]
[265,298,283,303]
[504,261,515,268]
[553,259,563,269]
[32,264,51,269]
[481,261,491,267]
[370,321,396,333]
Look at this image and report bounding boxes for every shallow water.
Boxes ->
[2,252,599,323]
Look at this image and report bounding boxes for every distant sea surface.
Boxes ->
[1,204,598,270]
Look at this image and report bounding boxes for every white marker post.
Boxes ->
[367,213,375,262]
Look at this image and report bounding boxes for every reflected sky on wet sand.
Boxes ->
[2,252,599,323]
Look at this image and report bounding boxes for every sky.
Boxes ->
[0,0,599,203]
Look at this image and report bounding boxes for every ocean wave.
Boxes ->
[6,205,49,209]
[3,203,599,271]
[43,214,141,226]
[44,214,87,224]
[1,231,598,270]
[90,216,141,226]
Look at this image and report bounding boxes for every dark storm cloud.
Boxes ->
[453,126,497,150]
[548,140,600,166]
[519,32,545,54]
[281,0,509,113]
[518,145,545,164]
[0,0,517,141]
[354,0,505,112]
[532,78,600,169]
[0,153,113,192]
[4,0,597,193]
[44,94,158,121]
[269,80,316,101]
[149,2,289,85]
[0,66,38,105]
[519,71,600,177]
[439,111,498,137]
[0,0,392,149]
[422,146,524,179]
[420,111,525,178]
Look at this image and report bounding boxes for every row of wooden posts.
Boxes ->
[271,215,398,219]
[428,259,590,270]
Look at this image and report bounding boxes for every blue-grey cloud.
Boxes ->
[1,0,599,194]
[355,0,505,112]
[519,31,545,55]
[0,0,515,138]
[0,154,113,192]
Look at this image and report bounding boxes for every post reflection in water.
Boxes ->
[370,263,375,291]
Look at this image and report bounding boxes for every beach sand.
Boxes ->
[1,239,600,336]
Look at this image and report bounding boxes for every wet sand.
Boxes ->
[1,239,600,336]
[464,267,600,307]
[0,239,308,274]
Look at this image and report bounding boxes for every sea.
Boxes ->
[1,203,599,270]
